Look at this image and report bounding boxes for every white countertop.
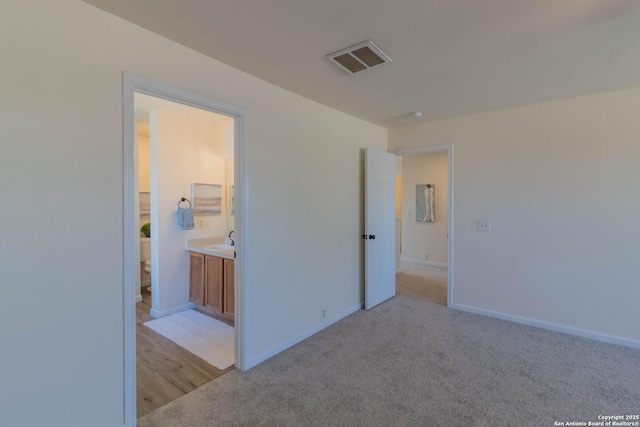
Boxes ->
[186,237,235,260]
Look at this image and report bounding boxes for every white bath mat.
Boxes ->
[144,310,234,370]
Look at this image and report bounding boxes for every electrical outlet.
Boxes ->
[477,220,491,232]
[423,253,428,260]
[197,219,204,229]
[321,309,326,319]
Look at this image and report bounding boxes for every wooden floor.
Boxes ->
[136,290,234,418]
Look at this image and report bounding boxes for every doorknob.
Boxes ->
[369,234,376,240]
[362,234,368,240]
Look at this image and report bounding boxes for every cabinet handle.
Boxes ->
[369,234,376,240]
[362,234,368,240]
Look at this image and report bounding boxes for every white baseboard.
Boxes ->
[247,300,364,369]
[449,302,640,350]
[135,294,142,303]
[400,257,448,268]
[150,302,195,319]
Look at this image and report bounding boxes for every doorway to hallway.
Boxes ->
[394,146,453,307]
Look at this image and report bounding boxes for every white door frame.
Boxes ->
[392,145,454,307]
[123,72,250,425]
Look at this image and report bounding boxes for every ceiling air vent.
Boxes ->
[327,40,392,75]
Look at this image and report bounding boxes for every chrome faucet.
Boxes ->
[228,230,235,246]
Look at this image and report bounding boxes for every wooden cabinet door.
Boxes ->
[205,255,224,315]
[188,252,205,305]
[223,259,235,319]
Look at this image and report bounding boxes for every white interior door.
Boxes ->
[365,147,396,310]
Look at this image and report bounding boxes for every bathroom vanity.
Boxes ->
[186,239,235,326]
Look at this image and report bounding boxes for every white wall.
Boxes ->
[150,109,228,315]
[137,127,151,193]
[136,123,151,299]
[389,87,640,346]
[401,152,448,265]
[0,1,386,426]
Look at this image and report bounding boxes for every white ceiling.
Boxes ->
[86,0,640,127]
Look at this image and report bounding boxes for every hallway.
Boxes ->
[396,262,447,306]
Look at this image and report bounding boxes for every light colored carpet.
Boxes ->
[396,262,447,306]
[138,295,640,426]
[144,310,234,370]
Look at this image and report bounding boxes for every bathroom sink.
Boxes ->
[204,244,235,251]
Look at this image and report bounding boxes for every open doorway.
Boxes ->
[394,146,452,307]
[133,93,237,417]
[123,73,248,424]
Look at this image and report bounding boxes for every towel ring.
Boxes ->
[178,197,191,208]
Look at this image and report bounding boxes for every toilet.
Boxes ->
[140,237,152,290]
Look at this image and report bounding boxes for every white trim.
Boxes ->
[149,302,195,319]
[400,257,448,268]
[395,144,450,157]
[448,145,454,308]
[392,144,454,308]
[247,301,364,369]
[450,303,640,350]
[122,74,136,427]
[123,72,250,426]
[135,294,142,303]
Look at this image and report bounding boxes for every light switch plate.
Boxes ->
[478,220,491,232]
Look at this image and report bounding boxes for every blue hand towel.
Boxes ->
[177,207,194,230]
